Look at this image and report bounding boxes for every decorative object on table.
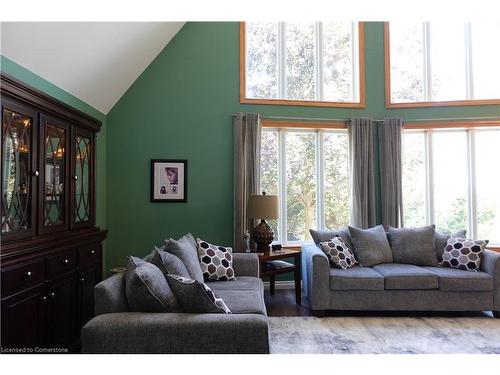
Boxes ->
[110,267,127,274]
[271,244,282,251]
[319,236,357,270]
[440,237,489,271]
[166,274,231,314]
[196,239,236,281]
[247,192,279,252]
[150,159,187,202]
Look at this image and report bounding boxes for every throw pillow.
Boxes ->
[166,274,231,314]
[124,256,180,312]
[310,227,354,251]
[197,239,236,281]
[348,225,393,267]
[388,225,437,266]
[434,230,467,262]
[319,236,357,270]
[164,234,204,282]
[150,247,191,279]
[441,237,489,272]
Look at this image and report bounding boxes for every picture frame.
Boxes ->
[150,159,187,202]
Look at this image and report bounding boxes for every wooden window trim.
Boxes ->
[240,22,366,108]
[384,22,500,109]
[262,119,346,130]
[404,120,500,130]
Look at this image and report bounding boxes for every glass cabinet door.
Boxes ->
[1,102,37,239]
[72,128,93,227]
[39,115,69,233]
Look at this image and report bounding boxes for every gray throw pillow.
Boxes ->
[164,234,204,282]
[388,225,437,266]
[166,274,231,314]
[150,247,191,279]
[309,227,354,251]
[124,256,180,312]
[435,230,467,261]
[348,225,393,267]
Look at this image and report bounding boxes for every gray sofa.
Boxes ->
[302,243,500,317]
[81,253,270,353]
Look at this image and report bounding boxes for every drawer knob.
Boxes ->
[80,277,85,282]
[62,259,69,264]
[90,250,95,255]
[25,271,32,278]
[49,292,56,299]
[32,170,39,177]
[72,175,78,181]
[41,296,47,302]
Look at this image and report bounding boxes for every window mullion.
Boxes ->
[423,22,432,101]
[467,129,478,238]
[465,22,474,100]
[278,129,287,243]
[278,22,287,100]
[316,130,325,229]
[425,130,435,225]
[314,22,323,101]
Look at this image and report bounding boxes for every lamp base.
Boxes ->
[252,219,274,252]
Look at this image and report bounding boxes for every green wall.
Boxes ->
[1,55,108,265]
[106,21,500,271]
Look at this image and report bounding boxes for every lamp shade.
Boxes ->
[247,194,278,219]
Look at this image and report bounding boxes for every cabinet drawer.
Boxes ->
[1,259,45,296]
[46,249,77,278]
[78,244,101,266]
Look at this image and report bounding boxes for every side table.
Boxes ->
[258,247,301,304]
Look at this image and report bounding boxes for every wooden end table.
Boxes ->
[258,247,301,304]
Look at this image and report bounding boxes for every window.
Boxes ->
[241,22,365,107]
[260,123,349,244]
[386,22,500,107]
[402,125,500,244]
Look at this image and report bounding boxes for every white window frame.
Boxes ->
[262,127,349,245]
[385,22,500,108]
[241,22,365,108]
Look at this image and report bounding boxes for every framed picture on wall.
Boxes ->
[150,159,187,202]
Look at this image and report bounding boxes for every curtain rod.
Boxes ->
[231,114,500,122]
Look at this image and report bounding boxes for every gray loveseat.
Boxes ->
[302,243,500,317]
[81,253,270,353]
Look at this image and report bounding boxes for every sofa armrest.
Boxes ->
[481,250,500,311]
[95,272,129,316]
[81,312,269,353]
[301,243,330,310]
[233,253,259,277]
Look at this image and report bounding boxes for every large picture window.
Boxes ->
[385,22,500,107]
[241,22,365,108]
[260,123,349,244]
[402,125,500,245]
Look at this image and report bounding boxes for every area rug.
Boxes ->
[268,316,500,354]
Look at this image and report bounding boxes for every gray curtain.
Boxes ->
[233,112,261,252]
[348,118,377,228]
[378,117,404,228]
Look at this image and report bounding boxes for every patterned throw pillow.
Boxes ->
[166,274,231,314]
[197,239,236,281]
[319,236,358,270]
[440,237,489,271]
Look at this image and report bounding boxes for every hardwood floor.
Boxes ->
[264,288,495,318]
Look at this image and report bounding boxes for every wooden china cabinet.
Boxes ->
[1,74,107,351]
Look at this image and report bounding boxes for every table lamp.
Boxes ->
[247,192,279,252]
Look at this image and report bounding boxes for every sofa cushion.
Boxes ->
[372,263,438,290]
[166,274,231,314]
[441,237,489,272]
[197,238,236,281]
[206,276,262,291]
[329,266,385,291]
[423,266,494,292]
[434,230,466,262]
[164,235,204,282]
[212,289,266,315]
[150,247,191,279]
[348,225,393,266]
[309,227,354,251]
[320,236,357,270]
[388,225,438,266]
[124,256,180,312]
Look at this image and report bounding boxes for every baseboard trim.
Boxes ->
[262,280,302,290]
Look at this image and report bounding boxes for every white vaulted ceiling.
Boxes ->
[0,22,184,114]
